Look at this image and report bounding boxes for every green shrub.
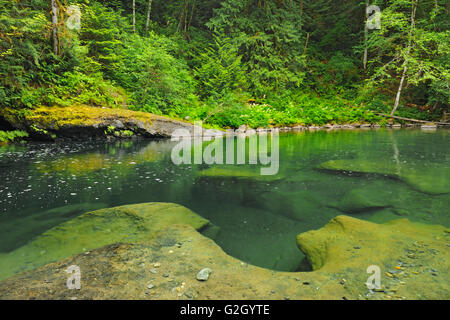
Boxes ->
[207,0,306,97]
[114,34,199,116]
[79,2,129,76]
[46,71,127,107]
[192,34,248,99]
[0,131,29,143]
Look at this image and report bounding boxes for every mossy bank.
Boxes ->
[0,106,202,141]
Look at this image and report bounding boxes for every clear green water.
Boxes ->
[0,129,449,273]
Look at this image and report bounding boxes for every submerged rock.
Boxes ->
[195,203,308,272]
[329,191,388,214]
[0,105,222,140]
[297,215,448,272]
[318,159,450,195]
[318,159,397,177]
[196,268,212,281]
[258,189,329,222]
[328,183,392,214]
[0,202,108,252]
[197,166,284,182]
[0,202,214,281]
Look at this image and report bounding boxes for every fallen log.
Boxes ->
[376,113,450,126]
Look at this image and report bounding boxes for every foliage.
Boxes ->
[192,33,248,98]
[0,0,53,108]
[207,0,306,96]
[79,2,129,76]
[113,34,198,116]
[45,71,127,107]
[0,130,29,143]
[199,92,380,129]
[363,0,449,114]
[0,0,447,130]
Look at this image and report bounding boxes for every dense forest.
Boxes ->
[0,0,448,130]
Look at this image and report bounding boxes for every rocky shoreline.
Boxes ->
[0,105,446,143]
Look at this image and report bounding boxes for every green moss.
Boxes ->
[1,105,159,130]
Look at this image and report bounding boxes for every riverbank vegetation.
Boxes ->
[0,0,448,130]
[0,130,28,143]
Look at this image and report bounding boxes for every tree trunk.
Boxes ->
[178,0,189,36]
[391,66,407,116]
[145,0,153,33]
[184,0,189,36]
[303,32,310,55]
[133,0,136,33]
[390,0,418,116]
[177,0,187,33]
[187,0,196,33]
[51,0,59,55]
[299,0,303,31]
[363,0,369,71]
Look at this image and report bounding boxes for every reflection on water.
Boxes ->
[0,129,449,273]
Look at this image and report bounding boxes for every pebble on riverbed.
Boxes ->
[196,268,212,281]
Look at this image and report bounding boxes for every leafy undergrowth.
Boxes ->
[0,131,28,143]
[195,92,382,129]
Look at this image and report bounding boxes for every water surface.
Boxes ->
[0,129,448,274]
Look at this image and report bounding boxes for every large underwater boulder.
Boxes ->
[197,166,284,182]
[0,202,108,252]
[318,159,450,195]
[328,183,393,214]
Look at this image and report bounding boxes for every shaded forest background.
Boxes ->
[0,0,448,128]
